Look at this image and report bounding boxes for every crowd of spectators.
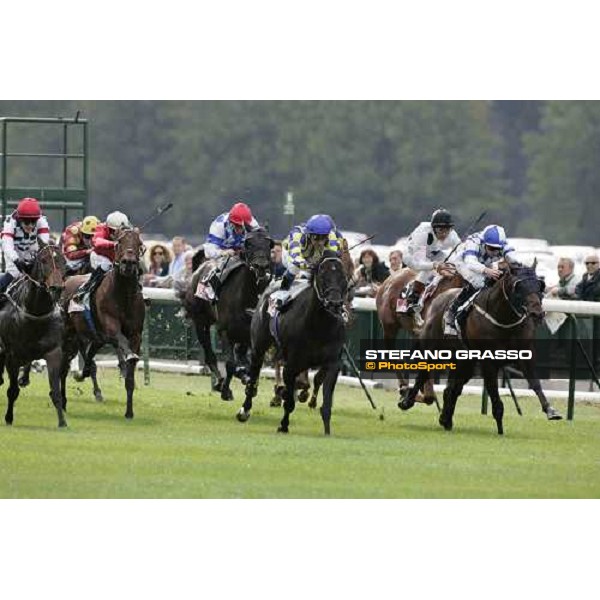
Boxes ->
[546,254,600,302]
[139,235,598,305]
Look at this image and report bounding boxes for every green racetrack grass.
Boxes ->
[0,369,598,498]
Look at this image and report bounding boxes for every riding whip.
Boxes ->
[443,210,487,264]
[139,202,174,231]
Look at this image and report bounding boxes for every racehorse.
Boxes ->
[400,261,562,434]
[0,242,68,427]
[270,238,356,408]
[61,228,146,418]
[179,228,273,401]
[236,250,348,435]
[376,266,463,405]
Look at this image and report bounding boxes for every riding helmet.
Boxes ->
[305,214,332,235]
[17,197,42,220]
[229,202,253,226]
[431,208,453,228]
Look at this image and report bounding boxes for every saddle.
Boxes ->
[268,278,310,316]
[68,272,103,336]
[196,256,245,302]
[396,278,437,314]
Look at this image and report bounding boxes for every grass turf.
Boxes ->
[0,369,598,498]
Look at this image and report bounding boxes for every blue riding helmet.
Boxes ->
[482,225,507,248]
[305,214,333,236]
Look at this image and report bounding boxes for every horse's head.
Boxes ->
[242,228,273,284]
[30,241,67,301]
[114,227,145,278]
[313,250,348,317]
[503,259,545,324]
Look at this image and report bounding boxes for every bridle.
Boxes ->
[313,255,347,318]
[114,229,145,274]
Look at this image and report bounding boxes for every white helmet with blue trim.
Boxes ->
[482,225,507,248]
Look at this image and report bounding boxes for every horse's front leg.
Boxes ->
[236,340,269,422]
[319,361,340,436]
[219,334,235,401]
[4,359,20,426]
[195,321,223,391]
[518,358,562,420]
[278,365,298,434]
[0,350,5,387]
[46,347,67,428]
[481,362,504,435]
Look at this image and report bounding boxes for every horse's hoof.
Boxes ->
[439,415,452,431]
[5,419,13,426]
[236,409,250,423]
[73,372,86,382]
[58,421,68,428]
[94,391,104,402]
[398,398,415,411]
[297,389,309,403]
[240,374,251,385]
[308,398,317,409]
[212,378,224,392]
[277,426,289,434]
[546,407,563,420]
[422,395,437,406]
[270,397,282,407]
[18,377,30,388]
[125,413,134,419]
[221,389,234,401]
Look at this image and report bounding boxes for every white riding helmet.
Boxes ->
[106,211,131,229]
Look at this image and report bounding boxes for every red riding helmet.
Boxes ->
[17,197,42,220]
[228,202,253,226]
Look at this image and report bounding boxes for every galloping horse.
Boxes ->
[376,266,463,404]
[401,261,562,434]
[237,250,348,435]
[0,242,68,427]
[180,228,273,401]
[271,238,356,408]
[61,228,146,418]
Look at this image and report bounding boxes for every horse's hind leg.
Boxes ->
[319,362,340,436]
[4,360,20,426]
[482,363,504,435]
[90,358,103,402]
[195,322,223,392]
[46,348,67,428]
[0,351,5,387]
[308,367,326,409]
[18,363,32,387]
[278,366,298,434]
[234,343,251,384]
[271,359,285,407]
[296,370,310,403]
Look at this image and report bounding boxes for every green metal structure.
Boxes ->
[0,116,88,232]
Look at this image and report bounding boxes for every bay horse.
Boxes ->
[236,250,348,435]
[60,228,146,418]
[179,228,273,401]
[0,241,68,427]
[376,266,463,405]
[401,261,562,434]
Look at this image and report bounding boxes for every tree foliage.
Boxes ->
[0,100,595,246]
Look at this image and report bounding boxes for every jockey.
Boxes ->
[0,197,50,295]
[203,202,259,259]
[444,224,517,336]
[403,208,461,314]
[200,202,260,296]
[76,210,132,300]
[280,214,343,290]
[61,215,100,275]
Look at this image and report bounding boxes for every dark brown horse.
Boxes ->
[376,266,463,405]
[401,262,562,434]
[61,228,146,418]
[0,242,68,427]
[270,238,356,408]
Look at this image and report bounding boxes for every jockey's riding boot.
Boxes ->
[77,267,104,301]
[405,280,426,313]
[444,284,474,336]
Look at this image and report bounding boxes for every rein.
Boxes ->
[474,272,537,329]
[4,275,61,321]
